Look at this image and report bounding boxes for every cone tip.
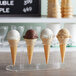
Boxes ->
[28,61,31,64]
[46,61,48,64]
[61,59,64,63]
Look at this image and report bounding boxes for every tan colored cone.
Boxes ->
[61,7,72,13]
[27,45,34,64]
[61,0,66,8]
[63,12,73,15]
[62,14,73,18]
[48,11,61,18]
[8,40,19,66]
[61,0,73,18]
[44,45,50,64]
[41,38,52,64]
[60,44,66,63]
[65,0,71,7]
[63,14,73,18]
[24,39,37,64]
[10,46,17,66]
[48,0,58,3]
[57,37,68,63]
[48,0,61,18]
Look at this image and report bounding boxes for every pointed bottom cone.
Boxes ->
[8,40,19,66]
[10,46,17,66]
[44,45,50,64]
[27,45,34,64]
[60,44,66,63]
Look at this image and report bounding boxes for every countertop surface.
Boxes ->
[0,52,76,76]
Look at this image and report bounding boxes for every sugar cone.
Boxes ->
[27,45,34,64]
[60,44,66,63]
[8,40,19,66]
[44,45,50,64]
[24,39,37,64]
[41,38,52,64]
[57,37,68,63]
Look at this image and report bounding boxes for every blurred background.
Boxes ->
[41,0,76,16]
[0,23,76,48]
[0,0,76,50]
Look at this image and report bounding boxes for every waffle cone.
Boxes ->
[41,38,52,64]
[24,39,37,64]
[8,40,19,66]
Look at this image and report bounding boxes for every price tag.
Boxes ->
[0,0,41,17]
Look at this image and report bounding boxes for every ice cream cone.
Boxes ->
[41,38,52,64]
[24,39,37,64]
[60,44,66,63]
[8,40,19,66]
[57,28,71,63]
[57,37,68,63]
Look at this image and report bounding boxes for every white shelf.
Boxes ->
[0,16,76,23]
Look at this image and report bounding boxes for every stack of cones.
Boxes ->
[41,38,52,64]
[8,39,19,66]
[48,0,61,18]
[61,0,73,18]
[24,39,37,64]
[57,37,68,63]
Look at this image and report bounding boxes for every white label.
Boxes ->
[24,0,33,5]
[0,0,14,6]
[23,7,32,13]
[0,8,10,13]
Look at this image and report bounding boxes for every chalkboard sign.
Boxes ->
[0,0,41,17]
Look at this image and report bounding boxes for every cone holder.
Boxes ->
[6,43,72,72]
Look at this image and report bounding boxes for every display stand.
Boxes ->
[6,43,72,72]
[6,63,61,72]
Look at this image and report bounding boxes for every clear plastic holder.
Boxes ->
[6,43,73,72]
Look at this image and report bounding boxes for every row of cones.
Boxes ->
[42,37,68,64]
[48,0,73,18]
[9,38,67,66]
[8,39,37,65]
